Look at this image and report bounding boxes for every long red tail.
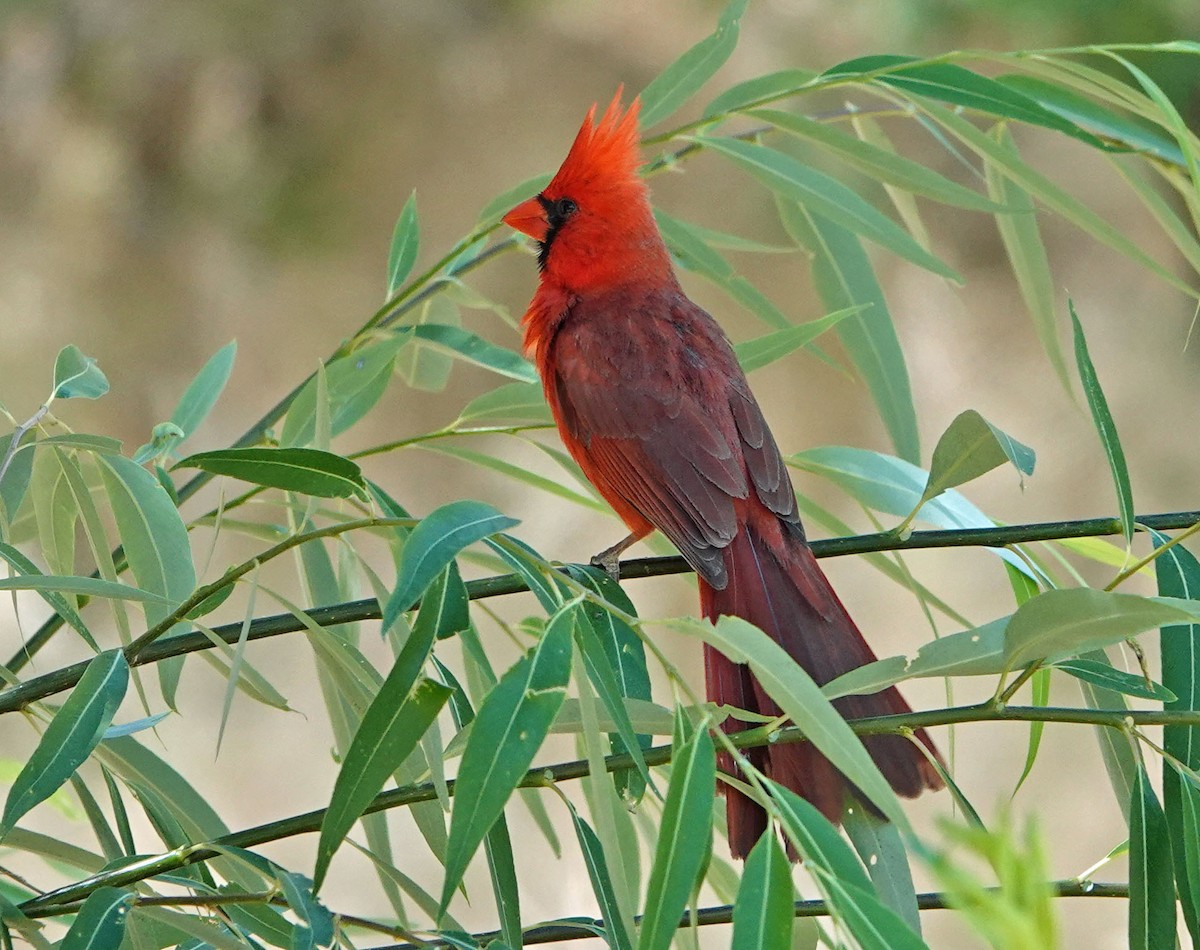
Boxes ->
[699,511,943,859]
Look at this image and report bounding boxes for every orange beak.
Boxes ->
[503,196,549,242]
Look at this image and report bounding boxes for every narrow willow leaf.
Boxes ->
[1151,528,1200,942]
[731,832,793,950]
[703,68,816,117]
[0,542,98,648]
[383,500,518,628]
[566,565,654,802]
[102,711,171,739]
[479,173,552,225]
[790,444,1038,579]
[1129,765,1176,949]
[844,804,921,934]
[755,108,1005,212]
[52,345,109,401]
[1011,665,1050,798]
[1053,659,1175,702]
[439,604,574,915]
[387,191,419,298]
[169,340,237,443]
[770,782,928,950]
[454,381,551,427]
[406,322,537,383]
[483,812,522,950]
[281,337,407,447]
[31,444,78,576]
[985,127,1070,389]
[421,443,605,512]
[60,887,133,950]
[566,804,634,950]
[704,136,960,280]
[779,206,919,462]
[486,533,564,614]
[395,296,458,392]
[656,209,793,330]
[822,54,1105,147]
[174,447,367,499]
[2,651,129,836]
[414,563,470,641]
[637,0,747,129]
[34,434,123,454]
[733,307,862,373]
[998,73,1184,165]
[1075,651,1137,823]
[668,615,907,827]
[313,674,451,889]
[637,722,715,950]
[908,409,1034,523]
[923,100,1196,298]
[0,431,35,530]
[1070,302,1133,543]
[277,871,335,949]
[1005,588,1199,668]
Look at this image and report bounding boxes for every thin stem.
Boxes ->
[3,509,1198,715]
[17,705,1197,913]
[1106,516,1200,590]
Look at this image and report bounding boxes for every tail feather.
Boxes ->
[700,515,942,859]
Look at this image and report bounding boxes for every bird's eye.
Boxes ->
[554,197,578,219]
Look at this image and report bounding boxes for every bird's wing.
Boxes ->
[549,292,801,587]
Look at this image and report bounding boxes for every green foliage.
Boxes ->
[0,12,1197,947]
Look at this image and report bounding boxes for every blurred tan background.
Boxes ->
[2,0,1199,946]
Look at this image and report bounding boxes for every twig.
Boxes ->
[1,509,1197,715]
[17,705,1198,913]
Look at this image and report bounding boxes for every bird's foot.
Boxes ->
[590,533,637,582]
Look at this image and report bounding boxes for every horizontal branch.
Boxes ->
[414,880,1132,949]
[18,704,1196,913]
[1,508,1196,715]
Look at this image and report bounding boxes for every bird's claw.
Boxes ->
[590,548,622,582]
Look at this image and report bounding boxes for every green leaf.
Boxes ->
[733,307,862,373]
[281,336,407,447]
[1005,588,1199,669]
[60,887,133,950]
[174,447,367,499]
[313,673,451,889]
[52,345,109,401]
[779,207,919,463]
[731,832,794,950]
[997,73,1185,165]
[0,431,35,529]
[637,0,747,129]
[387,191,419,298]
[702,136,960,280]
[483,813,523,950]
[383,500,518,629]
[656,209,793,330]
[703,68,816,117]
[0,570,169,602]
[844,804,921,934]
[667,615,907,827]
[1053,658,1175,702]
[414,563,470,641]
[755,108,1006,213]
[770,781,928,950]
[637,720,715,950]
[985,126,1070,390]
[906,410,1034,526]
[1070,302,1134,543]
[567,804,634,950]
[0,541,98,648]
[1129,765,1176,950]
[276,871,334,949]
[1,651,129,837]
[169,340,237,442]
[822,55,1104,148]
[1152,528,1200,943]
[439,603,574,914]
[479,173,552,225]
[405,323,537,384]
[454,381,551,427]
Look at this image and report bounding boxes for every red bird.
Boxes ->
[504,93,942,858]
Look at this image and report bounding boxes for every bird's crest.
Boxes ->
[547,89,642,196]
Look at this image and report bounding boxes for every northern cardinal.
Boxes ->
[504,92,942,858]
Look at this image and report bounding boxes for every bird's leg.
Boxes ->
[590,533,638,581]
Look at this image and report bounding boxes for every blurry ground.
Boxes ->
[1,0,1199,946]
